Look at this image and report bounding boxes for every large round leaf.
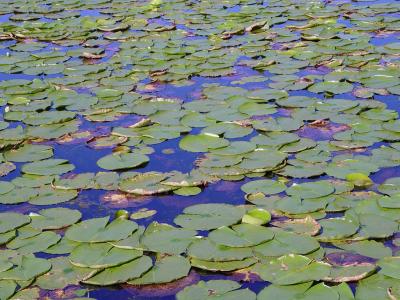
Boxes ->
[65,216,138,243]
[174,204,245,230]
[128,255,190,285]
[97,152,149,170]
[179,133,229,152]
[69,243,142,268]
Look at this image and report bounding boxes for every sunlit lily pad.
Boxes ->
[174,204,245,230]
[286,181,335,199]
[0,213,30,234]
[128,256,190,285]
[378,257,400,280]
[70,243,142,268]
[241,179,286,195]
[36,257,97,290]
[97,152,149,170]
[83,256,152,286]
[30,208,81,230]
[179,133,229,152]
[208,224,274,247]
[0,256,51,281]
[140,222,197,255]
[65,216,137,243]
[188,238,253,262]
[253,254,331,285]
[176,280,256,300]
[21,159,74,176]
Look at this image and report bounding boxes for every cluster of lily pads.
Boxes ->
[0,199,399,299]
[0,0,399,299]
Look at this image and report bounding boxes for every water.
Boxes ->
[0,0,399,298]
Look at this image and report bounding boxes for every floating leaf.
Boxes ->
[241,179,286,195]
[177,280,256,300]
[140,222,197,255]
[241,208,271,225]
[30,208,81,230]
[0,213,30,234]
[128,256,190,285]
[253,254,331,285]
[179,134,229,152]
[208,224,274,247]
[65,216,137,243]
[97,152,149,170]
[36,257,97,290]
[174,204,245,230]
[70,243,142,268]
[83,256,152,286]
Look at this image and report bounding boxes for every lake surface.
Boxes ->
[0,0,399,299]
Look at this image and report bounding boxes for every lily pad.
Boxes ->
[241,179,286,195]
[208,224,274,247]
[174,204,245,230]
[177,280,256,300]
[253,254,331,285]
[30,208,81,230]
[140,222,197,255]
[128,256,190,285]
[65,216,137,243]
[83,256,152,286]
[0,213,30,234]
[179,133,229,152]
[97,152,149,170]
[69,243,142,268]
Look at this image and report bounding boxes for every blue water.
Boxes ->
[0,0,400,298]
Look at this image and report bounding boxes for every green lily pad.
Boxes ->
[30,208,81,230]
[346,173,373,188]
[258,282,313,300]
[271,216,321,236]
[0,181,14,195]
[0,280,16,300]
[128,256,190,285]
[286,181,335,199]
[241,208,271,225]
[253,254,331,285]
[317,218,359,242]
[308,81,353,94]
[378,177,400,195]
[188,238,253,262]
[69,243,142,268]
[4,144,53,162]
[174,204,245,230]
[177,280,256,300]
[355,274,400,300]
[36,257,97,290]
[190,257,257,272]
[208,224,274,247]
[65,216,138,243]
[83,256,152,286]
[324,262,376,283]
[97,152,149,170]
[0,256,51,281]
[119,172,175,195]
[7,231,60,254]
[0,213,30,234]
[140,222,197,255]
[378,257,400,280]
[21,159,74,176]
[241,179,286,195]
[333,240,392,259]
[173,186,202,196]
[28,187,78,205]
[254,230,320,257]
[179,133,229,152]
